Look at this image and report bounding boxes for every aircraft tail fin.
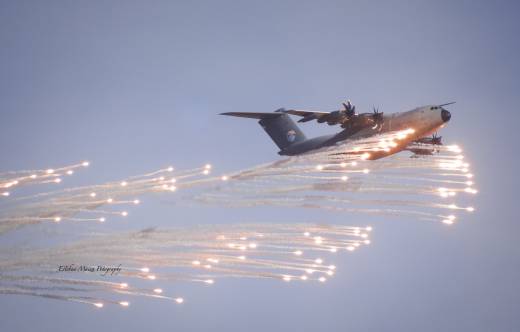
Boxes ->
[221,110,306,152]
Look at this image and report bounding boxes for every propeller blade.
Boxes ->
[430,132,442,145]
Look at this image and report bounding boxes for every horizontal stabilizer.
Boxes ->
[221,111,306,152]
[220,112,282,120]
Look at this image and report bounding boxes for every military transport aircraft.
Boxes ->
[221,100,453,159]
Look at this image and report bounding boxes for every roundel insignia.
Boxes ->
[286,130,297,142]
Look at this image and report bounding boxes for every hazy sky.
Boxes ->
[1,1,519,331]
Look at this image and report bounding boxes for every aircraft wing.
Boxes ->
[281,109,330,117]
[279,109,332,123]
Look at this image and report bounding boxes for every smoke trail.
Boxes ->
[0,223,371,307]
[0,131,476,234]
[0,129,478,307]
[0,161,90,197]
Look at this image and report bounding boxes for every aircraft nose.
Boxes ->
[441,109,451,122]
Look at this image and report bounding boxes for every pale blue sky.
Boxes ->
[0,1,519,331]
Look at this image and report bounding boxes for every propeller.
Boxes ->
[342,100,356,118]
[371,106,384,130]
[431,132,443,145]
[323,100,356,126]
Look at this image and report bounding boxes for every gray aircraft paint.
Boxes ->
[222,105,451,158]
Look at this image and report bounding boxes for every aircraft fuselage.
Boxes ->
[279,105,451,157]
